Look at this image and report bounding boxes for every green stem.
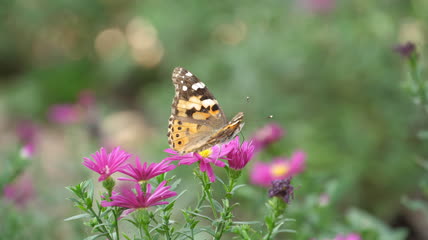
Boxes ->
[205,187,218,219]
[263,198,286,240]
[138,226,144,239]
[142,224,153,240]
[88,208,113,240]
[195,169,218,218]
[214,221,225,240]
[409,54,428,114]
[214,169,240,239]
[113,208,120,240]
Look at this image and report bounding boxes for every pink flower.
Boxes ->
[251,123,285,152]
[101,181,177,218]
[3,174,35,208]
[251,151,306,187]
[83,147,132,181]
[48,104,81,124]
[20,143,35,159]
[334,233,362,240]
[223,136,255,170]
[16,121,37,144]
[164,145,232,182]
[118,157,176,183]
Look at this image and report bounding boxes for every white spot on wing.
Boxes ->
[201,99,215,108]
[192,82,205,90]
[182,86,188,91]
[185,72,193,77]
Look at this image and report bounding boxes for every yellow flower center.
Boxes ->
[199,148,213,158]
[271,163,289,177]
[138,180,147,185]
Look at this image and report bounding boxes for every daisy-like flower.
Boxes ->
[223,136,255,170]
[251,123,285,152]
[83,147,132,181]
[251,151,306,187]
[268,178,294,203]
[48,104,81,124]
[118,157,176,183]
[164,145,232,182]
[101,181,177,218]
[334,233,361,240]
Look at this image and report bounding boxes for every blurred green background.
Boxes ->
[1,0,428,239]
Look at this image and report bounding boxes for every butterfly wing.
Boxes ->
[168,67,228,153]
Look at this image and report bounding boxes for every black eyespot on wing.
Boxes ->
[178,127,182,130]
[211,104,219,111]
[178,141,182,145]
[185,108,197,116]
[178,121,182,125]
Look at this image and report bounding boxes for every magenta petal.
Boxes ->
[250,162,272,187]
[119,208,137,219]
[82,147,132,181]
[288,151,306,175]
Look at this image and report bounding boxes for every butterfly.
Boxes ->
[167,67,244,154]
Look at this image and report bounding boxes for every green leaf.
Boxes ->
[231,184,246,193]
[64,213,91,221]
[213,199,223,212]
[83,233,107,240]
[185,211,213,221]
[233,221,260,225]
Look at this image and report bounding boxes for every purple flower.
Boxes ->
[118,157,176,183]
[394,42,416,59]
[251,123,285,152]
[83,147,132,181]
[251,151,306,187]
[48,104,81,124]
[101,181,177,218]
[268,178,294,203]
[223,136,255,170]
[3,173,35,208]
[164,145,232,182]
[334,233,362,240]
